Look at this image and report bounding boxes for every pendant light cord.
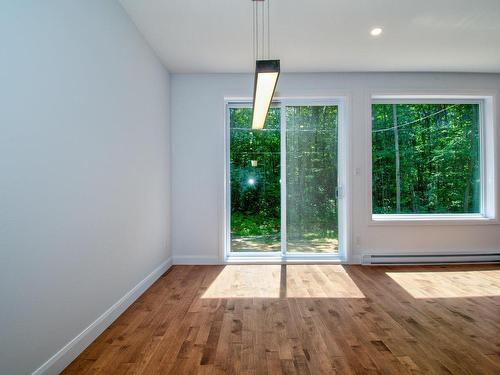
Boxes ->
[261,1,264,59]
[252,0,271,61]
[255,1,259,60]
[253,1,256,61]
[267,0,270,59]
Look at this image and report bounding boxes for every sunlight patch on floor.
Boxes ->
[202,265,281,298]
[286,265,364,298]
[201,264,364,299]
[386,270,500,298]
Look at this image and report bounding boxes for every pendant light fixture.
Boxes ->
[251,0,280,130]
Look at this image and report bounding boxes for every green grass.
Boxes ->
[231,211,279,237]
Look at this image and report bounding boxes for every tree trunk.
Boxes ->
[464,105,478,212]
[393,105,401,213]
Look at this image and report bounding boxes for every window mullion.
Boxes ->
[280,101,287,257]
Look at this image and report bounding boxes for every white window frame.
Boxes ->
[368,94,497,225]
[224,98,348,262]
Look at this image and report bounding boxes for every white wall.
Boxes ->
[171,73,500,264]
[0,1,171,374]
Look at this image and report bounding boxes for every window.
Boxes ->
[227,100,345,259]
[372,99,487,218]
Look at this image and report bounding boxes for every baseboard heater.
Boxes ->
[362,252,500,265]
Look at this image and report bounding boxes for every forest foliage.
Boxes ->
[230,107,281,238]
[230,102,480,241]
[230,106,338,240]
[372,103,480,214]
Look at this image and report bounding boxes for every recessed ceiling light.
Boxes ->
[370,27,383,36]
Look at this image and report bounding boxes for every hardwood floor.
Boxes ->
[62,264,500,374]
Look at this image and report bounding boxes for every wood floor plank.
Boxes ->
[62,264,500,375]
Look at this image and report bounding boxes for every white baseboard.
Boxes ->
[173,255,220,265]
[349,254,363,264]
[32,257,173,375]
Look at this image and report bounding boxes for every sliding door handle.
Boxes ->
[335,186,343,199]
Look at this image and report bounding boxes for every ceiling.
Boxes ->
[119,0,500,73]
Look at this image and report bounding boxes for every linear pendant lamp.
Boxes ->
[251,0,280,130]
[251,60,280,129]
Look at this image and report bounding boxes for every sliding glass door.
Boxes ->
[227,100,343,259]
[229,106,281,253]
[285,105,339,254]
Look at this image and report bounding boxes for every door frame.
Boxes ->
[224,97,348,263]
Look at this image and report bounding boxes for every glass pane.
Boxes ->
[230,107,281,252]
[286,105,339,253]
[372,103,480,214]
